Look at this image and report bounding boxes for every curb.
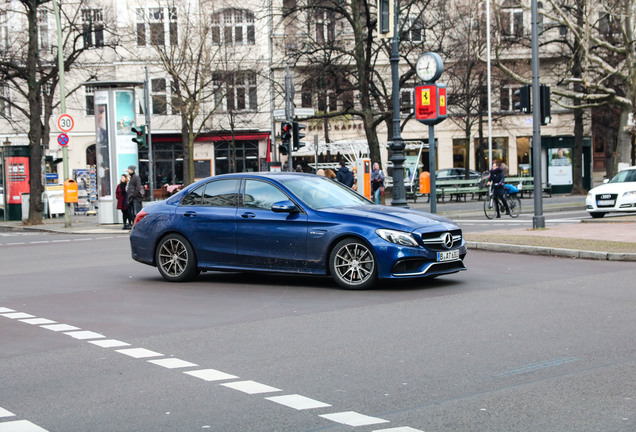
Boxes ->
[466,241,636,262]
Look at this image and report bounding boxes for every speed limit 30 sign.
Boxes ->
[57,114,75,133]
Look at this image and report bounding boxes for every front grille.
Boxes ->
[392,258,466,276]
[595,193,617,208]
[417,229,462,251]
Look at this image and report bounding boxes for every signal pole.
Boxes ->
[145,67,155,200]
[389,0,407,207]
[531,0,545,229]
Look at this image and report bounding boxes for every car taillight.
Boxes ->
[133,210,147,226]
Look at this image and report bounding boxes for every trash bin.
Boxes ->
[64,179,78,203]
[419,171,430,195]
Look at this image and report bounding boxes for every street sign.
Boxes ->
[294,108,315,118]
[273,109,286,121]
[57,133,69,147]
[57,114,74,133]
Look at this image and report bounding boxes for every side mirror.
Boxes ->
[603,179,609,184]
[271,200,298,213]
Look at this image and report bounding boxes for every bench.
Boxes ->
[506,177,552,198]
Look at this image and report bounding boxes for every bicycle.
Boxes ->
[484,183,521,219]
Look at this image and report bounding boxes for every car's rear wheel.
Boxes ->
[329,238,377,290]
[155,234,199,282]
[589,212,605,218]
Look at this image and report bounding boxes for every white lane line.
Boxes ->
[0,407,15,417]
[265,394,331,410]
[0,308,16,313]
[183,369,238,382]
[28,241,49,244]
[0,420,49,432]
[88,339,130,348]
[51,239,71,243]
[320,411,390,427]
[40,324,80,332]
[73,238,93,242]
[19,318,56,325]
[64,331,105,340]
[116,348,163,359]
[1,313,35,320]
[373,427,424,432]
[5,243,27,246]
[148,358,198,369]
[221,380,282,395]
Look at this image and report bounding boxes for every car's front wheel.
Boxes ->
[329,238,377,290]
[155,234,199,282]
[589,212,605,219]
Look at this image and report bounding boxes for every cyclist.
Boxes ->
[488,160,511,218]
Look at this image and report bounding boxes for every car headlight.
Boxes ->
[622,190,636,198]
[376,229,419,247]
[586,192,592,200]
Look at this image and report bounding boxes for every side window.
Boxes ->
[202,179,240,207]
[243,180,288,210]
[180,185,204,206]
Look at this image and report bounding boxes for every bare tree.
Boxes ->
[0,0,117,224]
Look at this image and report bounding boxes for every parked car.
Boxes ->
[436,168,482,181]
[129,172,467,289]
[585,166,636,218]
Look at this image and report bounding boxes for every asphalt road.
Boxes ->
[1,233,634,432]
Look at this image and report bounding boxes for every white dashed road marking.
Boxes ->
[64,331,105,340]
[0,407,14,417]
[0,420,49,432]
[183,369,238,382]
[1,313,35,320]
[221,380,282,395]
[88,339,130,348]
[19,318,56,325]
[265,394,331,410]
[1,307,426,431]
[148,358,198,369]
[320,411,390,427]
[116,348,163,359]
[40,324,80,332]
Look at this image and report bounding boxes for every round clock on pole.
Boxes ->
[416,52,444,83]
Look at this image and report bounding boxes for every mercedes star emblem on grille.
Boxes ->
[442,233,454,249]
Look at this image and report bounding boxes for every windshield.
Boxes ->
[280,176,373,209]
[609,169,636,183]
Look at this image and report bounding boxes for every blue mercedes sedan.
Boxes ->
[130,172,467,289]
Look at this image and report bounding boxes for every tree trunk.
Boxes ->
[181,120,193,185]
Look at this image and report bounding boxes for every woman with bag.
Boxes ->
[370,162,385,204]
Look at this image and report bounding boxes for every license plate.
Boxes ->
[437,250,460,262]
[597,200,615,206]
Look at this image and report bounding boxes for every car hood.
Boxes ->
[589,182,636,195]
[316,205,459,232]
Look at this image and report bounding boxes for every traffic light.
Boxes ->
[514,85,531,113]
[279,121,292,155]
[131,125,146,148]
[292,121,306,151]
[540,84,551,125]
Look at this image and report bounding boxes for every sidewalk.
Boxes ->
[1,195,635,261]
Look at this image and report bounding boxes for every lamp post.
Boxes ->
[389,0,407,207]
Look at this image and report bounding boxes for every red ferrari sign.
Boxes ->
[414,84,448,125]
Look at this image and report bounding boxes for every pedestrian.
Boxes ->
[126,165,144,222]
[116,174,131,229]
[371,162,385,204]
[324,168,337,179]
[488,160,511,218]
[336,160,354,187]
[316,168,326,176]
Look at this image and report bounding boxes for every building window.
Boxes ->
[401,17,423,42]
[38,9,49,51]
[0,84,11,118]
[213,72,257,112]
[0,11,8,53]
[301,74,353,113]
[501,8,523,38]
[211,9,255,45]
[214,140,259,174]
[85,86,95,116]
[400,89,412,113]
[559,25,567,38]
[500,87,515,111]
[82,8,104,47]
[151,78,168,115]
[313,8,336,43]
[136,7,178,47]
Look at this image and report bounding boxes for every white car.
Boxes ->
[586,166,636,218]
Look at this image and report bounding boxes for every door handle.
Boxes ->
[240,212,256,219]
[184,211,197,217]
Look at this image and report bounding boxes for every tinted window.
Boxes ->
[202,179,240,207]
[280,176,370,209]
[180,185,204,206]
[243,180,289,210]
